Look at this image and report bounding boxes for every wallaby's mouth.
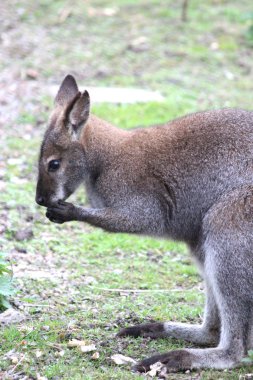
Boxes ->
[35,195,68,208]
[36,183,72,207]
[49,186,71,206]
[49,196,68,206]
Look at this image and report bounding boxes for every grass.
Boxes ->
[1,0,253,378]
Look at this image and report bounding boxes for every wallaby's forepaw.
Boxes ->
[117,322,165,338]
[133,350,192,374]
[46,201,77,223]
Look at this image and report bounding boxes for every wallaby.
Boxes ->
[36,74,253,374]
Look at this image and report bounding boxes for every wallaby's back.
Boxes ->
[93,108,253,242]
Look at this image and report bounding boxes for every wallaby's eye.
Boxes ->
[48,159,61,172]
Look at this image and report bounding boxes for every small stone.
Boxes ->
[26,69,38,80]
[79,344,96,353]
[41,325,50,331]
[11,356,19,364]
[35,350,43,358]
[15,228,33,241]
[0,309,28,325]
[128,36,149,52]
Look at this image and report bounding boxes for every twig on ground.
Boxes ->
[88,286,193,293]
[7,354,26,374]
[45,342,64,350]
[182,0,189,22]
[22,303,51,307]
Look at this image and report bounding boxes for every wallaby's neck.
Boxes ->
[81,114,128,174]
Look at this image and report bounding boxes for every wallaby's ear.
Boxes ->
[55,75,79,107]
[65,90,90,137]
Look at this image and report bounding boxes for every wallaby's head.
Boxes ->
[36,75,90,207]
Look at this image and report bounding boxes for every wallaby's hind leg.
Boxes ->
[247,312,253,350]
[134,244,251,372]
[133,188,253,372]
[118,282,220,346]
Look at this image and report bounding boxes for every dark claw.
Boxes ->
[47,206,62,213]
[132,363,149,373]
[132,354,167,373]
[46,201,76,223]
[51,219,64,224]
[133,350,192,373]
[53,202,66,210]
[46,210,64,224]
[58,200,67,205]
[117,322,165,338]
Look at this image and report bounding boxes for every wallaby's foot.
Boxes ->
[133,350,192,373]
[118,322,165,338]
[118,321,219,346]
[133,348,240,373]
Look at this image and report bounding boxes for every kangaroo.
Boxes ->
[36,74,253,374]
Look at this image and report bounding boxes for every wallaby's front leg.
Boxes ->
[46,200,163,234]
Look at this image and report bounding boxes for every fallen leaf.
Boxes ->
[91,351,100,360]
[128,36,149,52]
[79,344,96,353]
[35,350,43,358]
[103,7,118,16]
[55,350,65,357]
[58,8,72,23]
[11,356,19,364]
[111,354,136,365]
[67,339,88,347]
[146,361,164,377]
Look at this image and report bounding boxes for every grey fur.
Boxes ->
[36,75,253,373]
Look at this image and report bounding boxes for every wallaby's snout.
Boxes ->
[36,74,90,208]
[35,176,47,207]
[35,173,58,207]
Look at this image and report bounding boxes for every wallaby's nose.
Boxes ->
[36,195,45,206]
